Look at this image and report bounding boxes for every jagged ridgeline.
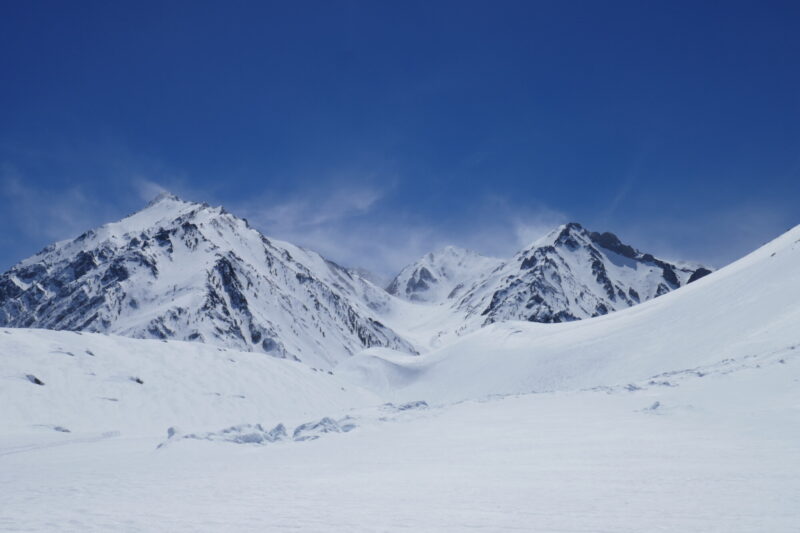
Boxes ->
[0,193,712,366]
[388,222,712,325]
[0,194,414,368]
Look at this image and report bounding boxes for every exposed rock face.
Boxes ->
[0,193,414,368]
[453,222,709,325]
[687,267,713,283]
[0,192,711,364]
[392,222,712,329]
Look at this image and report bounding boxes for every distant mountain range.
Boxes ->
[389,222,711,325]
[0,193,711,367]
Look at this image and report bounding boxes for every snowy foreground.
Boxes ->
[1,357,798,532]
[2,225,800,531]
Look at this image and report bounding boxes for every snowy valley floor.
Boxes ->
[2,354,798,532]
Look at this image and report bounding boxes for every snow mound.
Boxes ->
[293,416,357,441]
[157,415,360,447]
[335,347,425,393]
[382,400,428,412]
[161,423,289,447]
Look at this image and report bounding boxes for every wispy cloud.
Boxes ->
[2,161,790,278]
[600,147,652,225]
[7,137,783,279]
[248,186,385,230]
[595,201,797,269]
[232,184,412,276]
[476,195,567,253]
[0,166,114,244]
[133,179,170,203]
[231,185,567,277]
[0,138,202,269]
[130,173,218,206]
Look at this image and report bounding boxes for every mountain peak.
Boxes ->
[388,246,502,303]
[149,190,181,201]
[563,221,586,232]
[0,194,415,368]
[453,220,715,326]
[144,191,188,208]
[529,221,591,249]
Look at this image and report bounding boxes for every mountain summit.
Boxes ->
[0,194,414,368]
[0,195,712,363]
[389,222,712,335]
[453,222,711,325]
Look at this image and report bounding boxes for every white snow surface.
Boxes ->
[0,329,378,437]
[1,215,799,531]
[1,350,798,531]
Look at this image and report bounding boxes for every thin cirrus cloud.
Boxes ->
[246,187,385,230]
[617,202,797,269]
[3,168,785,279]
[0,168,569,278]
[233,185,437,277]
[233,186,568,277]
[0,170,111,244]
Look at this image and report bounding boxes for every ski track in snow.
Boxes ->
[0,431,120,458]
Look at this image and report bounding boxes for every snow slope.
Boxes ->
[1,226,798,532]
[0,328,378,437]
[0,194,413,369]
[2,354,798,532]
[338,224,800,403]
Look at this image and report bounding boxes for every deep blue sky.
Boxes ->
[1,1,799,275]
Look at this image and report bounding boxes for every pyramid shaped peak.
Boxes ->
[527,221,591,249]
[563,221,586,232]
[145,191,187,207]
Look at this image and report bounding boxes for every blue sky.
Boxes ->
[1,1,799,276]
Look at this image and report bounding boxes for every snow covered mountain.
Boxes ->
[382,222,711,349]
[0,192,711,367]
[3,219,798,532]
[444,222,710,325]
[386,246,502,303]
[339,223,800,403]
[0,193,413,368]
